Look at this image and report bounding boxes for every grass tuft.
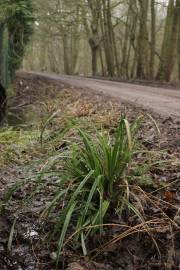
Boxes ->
[42,116,142,265]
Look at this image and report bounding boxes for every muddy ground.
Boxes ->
[0,74,179,270]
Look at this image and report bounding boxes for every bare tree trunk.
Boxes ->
[89,38,99,76]
[0,24,5,85]
[122,2,132,78]
[99,45,105,76]
[101,0,115,77]
[71,30,80,75]
[136,0,149,79]
[40,39,47,71]
[0,24,7,123]
[128,1,138,79]
[107,0,120,76]
[111,21,120,76]
[177,0,180,81]
[156,0,179,81]
[150,0,156,79]
[82,0,101,76]
[63,34,70,75]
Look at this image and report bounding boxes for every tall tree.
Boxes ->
[136,0,149,79]
[176,0,180,81]
[101,0,115,77]
[150,0,156,78]
[156,0,179,81]
[87,0,101,76]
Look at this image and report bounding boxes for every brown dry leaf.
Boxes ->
[76,107,89,117]
[164,190,175,202]
[66,262,87,270]
[66,262,113,270]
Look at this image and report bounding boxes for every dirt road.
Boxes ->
[27,72,180,117]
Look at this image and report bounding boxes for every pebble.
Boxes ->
[50,251,57,261]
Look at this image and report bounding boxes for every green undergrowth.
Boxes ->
[45,116,142,265]
[0,127,39,167]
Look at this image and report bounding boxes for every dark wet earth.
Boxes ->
[0,74,180,270]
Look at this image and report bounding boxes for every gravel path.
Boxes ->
[27,72,180,117]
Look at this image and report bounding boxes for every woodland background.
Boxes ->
[24,0,180,82]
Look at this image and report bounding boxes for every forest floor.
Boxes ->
[0,73,180,270]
